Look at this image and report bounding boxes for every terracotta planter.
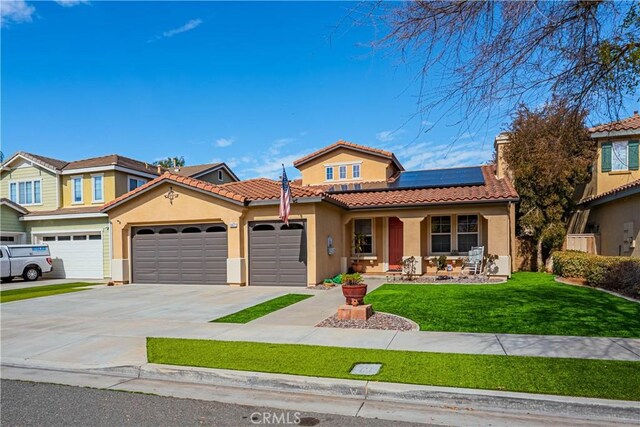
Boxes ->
[351,262,365,273]
[342,284,368,305]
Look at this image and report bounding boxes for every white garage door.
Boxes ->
[40,233,103,279]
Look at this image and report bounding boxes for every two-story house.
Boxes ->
[0,152,238,279]
[102,140,519,286]
[568,112,640,257]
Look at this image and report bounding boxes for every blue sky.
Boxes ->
[1,1,532,179]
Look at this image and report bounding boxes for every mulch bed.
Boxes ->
[316,312,416,331]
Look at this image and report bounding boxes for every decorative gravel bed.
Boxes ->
[387,275,505,284]
[316,312,416,331]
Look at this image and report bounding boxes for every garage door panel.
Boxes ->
[45,235,103,279]
[132,224,227,285]
[249,221,307,286]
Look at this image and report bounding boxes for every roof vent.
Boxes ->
[634,111,638,116]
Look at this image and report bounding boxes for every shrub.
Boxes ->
[341,273,363,286]
[553,251,640,298]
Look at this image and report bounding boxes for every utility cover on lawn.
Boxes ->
[350,363,382,375]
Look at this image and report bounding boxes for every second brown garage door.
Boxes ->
[249,220,307,286]
[132,224,227,284]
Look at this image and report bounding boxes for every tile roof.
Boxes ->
[22,205,105,217]
[2,152,69,171]
[590,112,640,134]
[171,163,223,177]
[580,179,640,204]
[220,178,323,201]
[293,140,404,170]
[326,165,518,208]
[102,172,247,211]
[0,198,29,214]
[64,154,161,175]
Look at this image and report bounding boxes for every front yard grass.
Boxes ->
[0,282,96,303]
[210,294,313,323]
[364,272,640,337]
[147,338,640,401]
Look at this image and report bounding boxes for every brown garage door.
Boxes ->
[132,224,227,284]
[249,220,307,286]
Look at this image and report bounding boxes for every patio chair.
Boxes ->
[463,246,484,275]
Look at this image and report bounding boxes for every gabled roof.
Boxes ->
[293,140,404,171]
[590,112,640,135]
[220,178,323,201]
[172,162,240,182]
[580,179,640,206]
[0,198,29,215]
[2,152,68,172]
[326,165,518,208]
[63,154,161,175]
[102,172,247,211]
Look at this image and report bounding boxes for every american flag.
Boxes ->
[279,164,291,225]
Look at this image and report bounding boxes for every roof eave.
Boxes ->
[590,129,640,139]
[344,197,519,210]
[581,185,640,207]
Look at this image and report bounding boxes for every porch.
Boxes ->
[340,205,515,277]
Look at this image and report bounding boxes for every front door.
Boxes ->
[388,217,403,271]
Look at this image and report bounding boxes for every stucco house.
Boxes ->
[104,141,519,286]
[568,112,640,257]
[0,152,238,279]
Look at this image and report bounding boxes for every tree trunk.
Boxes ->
[536,236,544,272]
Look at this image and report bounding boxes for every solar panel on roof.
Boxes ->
[389,166,485,190]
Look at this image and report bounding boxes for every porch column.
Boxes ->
[399,217,425,275]
[483,213,512,277]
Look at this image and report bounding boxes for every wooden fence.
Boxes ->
[564,234,600,255]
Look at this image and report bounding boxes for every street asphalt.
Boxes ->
[0,379,424,427]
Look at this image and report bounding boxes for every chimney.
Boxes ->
[157,165,162,174]
[634,111,638,116]
[494,133,511,180]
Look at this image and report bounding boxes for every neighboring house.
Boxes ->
[568,112,640,257]
[0,152,238,279]
[104,140,519,286]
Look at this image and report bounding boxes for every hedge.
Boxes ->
[553,251,640,298]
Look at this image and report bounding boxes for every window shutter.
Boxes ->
[629,140,639,170]
[601,142,612,172]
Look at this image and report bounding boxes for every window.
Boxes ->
[182,227,201,233]
[10,180,42,205]
[73,235,87,241]
[88,235,102,240]
[352,164,361,179]
[354,219,373,254]
[57,236,71,241]
[339,165,347,180]
[325,167,334,181]
[72,176,83,203]
[0,236,15,242]
[612,141,628,171]
[431,216,451,253]
[457,215,479,253]
[42,236,56,242]
[206,225,227,232]
[218,170,223,182]
[341,184,348,191]
[128,177,146,191]
[92,175,103,202]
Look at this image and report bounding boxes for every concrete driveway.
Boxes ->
[1,283,323,370]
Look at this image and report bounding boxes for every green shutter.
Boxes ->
[629,140,639,170]
[601,142,612,172]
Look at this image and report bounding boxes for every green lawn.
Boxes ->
[147,338,640,401]
[0,282,97,303]
[364,272,640,338]
[210,294,313,323]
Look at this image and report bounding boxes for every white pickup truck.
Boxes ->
[0,245,53,282]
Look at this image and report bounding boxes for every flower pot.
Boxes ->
[342,284,368,305]
[351,262,365,273]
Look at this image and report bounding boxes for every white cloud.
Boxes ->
[161,18,202,38]
[376,130,395,142]
[393,140,492,171]
[54,0,89,7]
[214,137,234,148]
[1,0,35,27]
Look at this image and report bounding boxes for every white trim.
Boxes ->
[338,165,347,180]
[71,175,84,204]
[8,178,44,206]
[324,177,363,183]
[61,165,158,179]
[127,175,147,192]
[325,166,334,181]
[352,217,375,256]
[456,214,480,253]
[32,228,104,236]
[91,173,105,203]
[352,164,361,179]
[20,212,108,221]
[429,215,452,255]
[323,160,363,167]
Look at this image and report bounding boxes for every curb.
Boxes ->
[3,361,639,424]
